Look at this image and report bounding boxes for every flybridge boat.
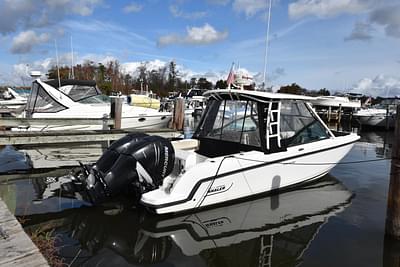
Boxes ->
[54,89,359,214]
[17,79,171,131]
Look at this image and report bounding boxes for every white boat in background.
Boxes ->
[353,105,396,128]
[61,89,359,214]
[17,79,171,131]
[184,95,206,116]
[0,87,27,109]
[310,95,361,109]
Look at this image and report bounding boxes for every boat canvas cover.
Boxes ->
[26,81,67,114]
[44,79,101,102]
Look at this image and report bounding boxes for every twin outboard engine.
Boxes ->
[68,133,175,205]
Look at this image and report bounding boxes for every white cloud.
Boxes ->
[289,0,371,19]
[352,74,400,97]
[123,2,143,13]
[10,30,50,54]
[158,23,228,46]
[233,0,268,17]
[169,5,207,19]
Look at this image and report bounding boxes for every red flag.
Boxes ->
[226,63,235,87]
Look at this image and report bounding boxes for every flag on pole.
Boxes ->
[226,62,235,89]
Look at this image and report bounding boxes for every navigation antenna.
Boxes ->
[262,0,272,91]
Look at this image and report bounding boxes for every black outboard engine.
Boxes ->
[68,133,175,205]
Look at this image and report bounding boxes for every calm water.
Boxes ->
[0,129,398,267]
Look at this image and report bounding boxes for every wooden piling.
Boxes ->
[386,105,390,131]
[385,105,400,239]
[110,96,123,130]
[328,106,332,123]
[172,97,185,131]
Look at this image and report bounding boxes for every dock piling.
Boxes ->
[110,96,123,130]
[385,105,400,238]
[172,97,185,131]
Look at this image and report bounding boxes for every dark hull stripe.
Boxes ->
[140,138,357,210]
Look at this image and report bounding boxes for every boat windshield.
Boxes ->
[280,100,331,147]
[194,98,331,157]
[79,95,110,104]
[58,84,101,102]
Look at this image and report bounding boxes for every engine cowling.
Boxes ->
[80,134,175,204]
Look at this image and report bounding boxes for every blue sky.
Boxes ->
[0,0,399,96]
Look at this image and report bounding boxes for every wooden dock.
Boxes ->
[0,198,49,267]
[0,128,181,145]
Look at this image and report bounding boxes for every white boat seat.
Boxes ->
[172,139,199,151]
[280,131,295,139]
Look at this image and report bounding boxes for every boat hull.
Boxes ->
[354,114,395,128]
[141,134,358,214]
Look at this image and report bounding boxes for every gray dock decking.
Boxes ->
[0,198,49,267]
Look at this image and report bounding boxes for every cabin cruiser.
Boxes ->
[17,79,171,131]
[310,95,361,109]
[50,89,359,214]
[353,105,396,128]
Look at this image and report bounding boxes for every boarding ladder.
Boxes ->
[258,235,273,267]
[265,101,281,151]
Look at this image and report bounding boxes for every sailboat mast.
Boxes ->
[262,0,272,90]
[70,36,75,79]
[55,39,61,88]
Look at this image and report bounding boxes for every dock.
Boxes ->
[0,128,181,145]
[0,198,49,267]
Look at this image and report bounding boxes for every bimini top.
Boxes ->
[204,89,313,102]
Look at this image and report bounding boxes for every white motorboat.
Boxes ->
[18,79,171,131]
[310,95,361,109]
[353,105,396,128]
[60,89,359,215]
[184,95,206,116]
[0,87,27,109]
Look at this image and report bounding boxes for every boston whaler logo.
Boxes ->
[209,184,225,193]
[203,217,231,228]
[207,182,233,195]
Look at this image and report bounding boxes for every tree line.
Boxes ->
[47,60,223,97]
[45,59,357,99]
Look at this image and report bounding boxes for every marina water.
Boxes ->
[0,128,396,267]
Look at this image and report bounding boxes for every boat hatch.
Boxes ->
[193,98,332,157]
[26,81,67,115]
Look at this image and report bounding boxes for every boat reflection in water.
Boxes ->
[22,174,353,266]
